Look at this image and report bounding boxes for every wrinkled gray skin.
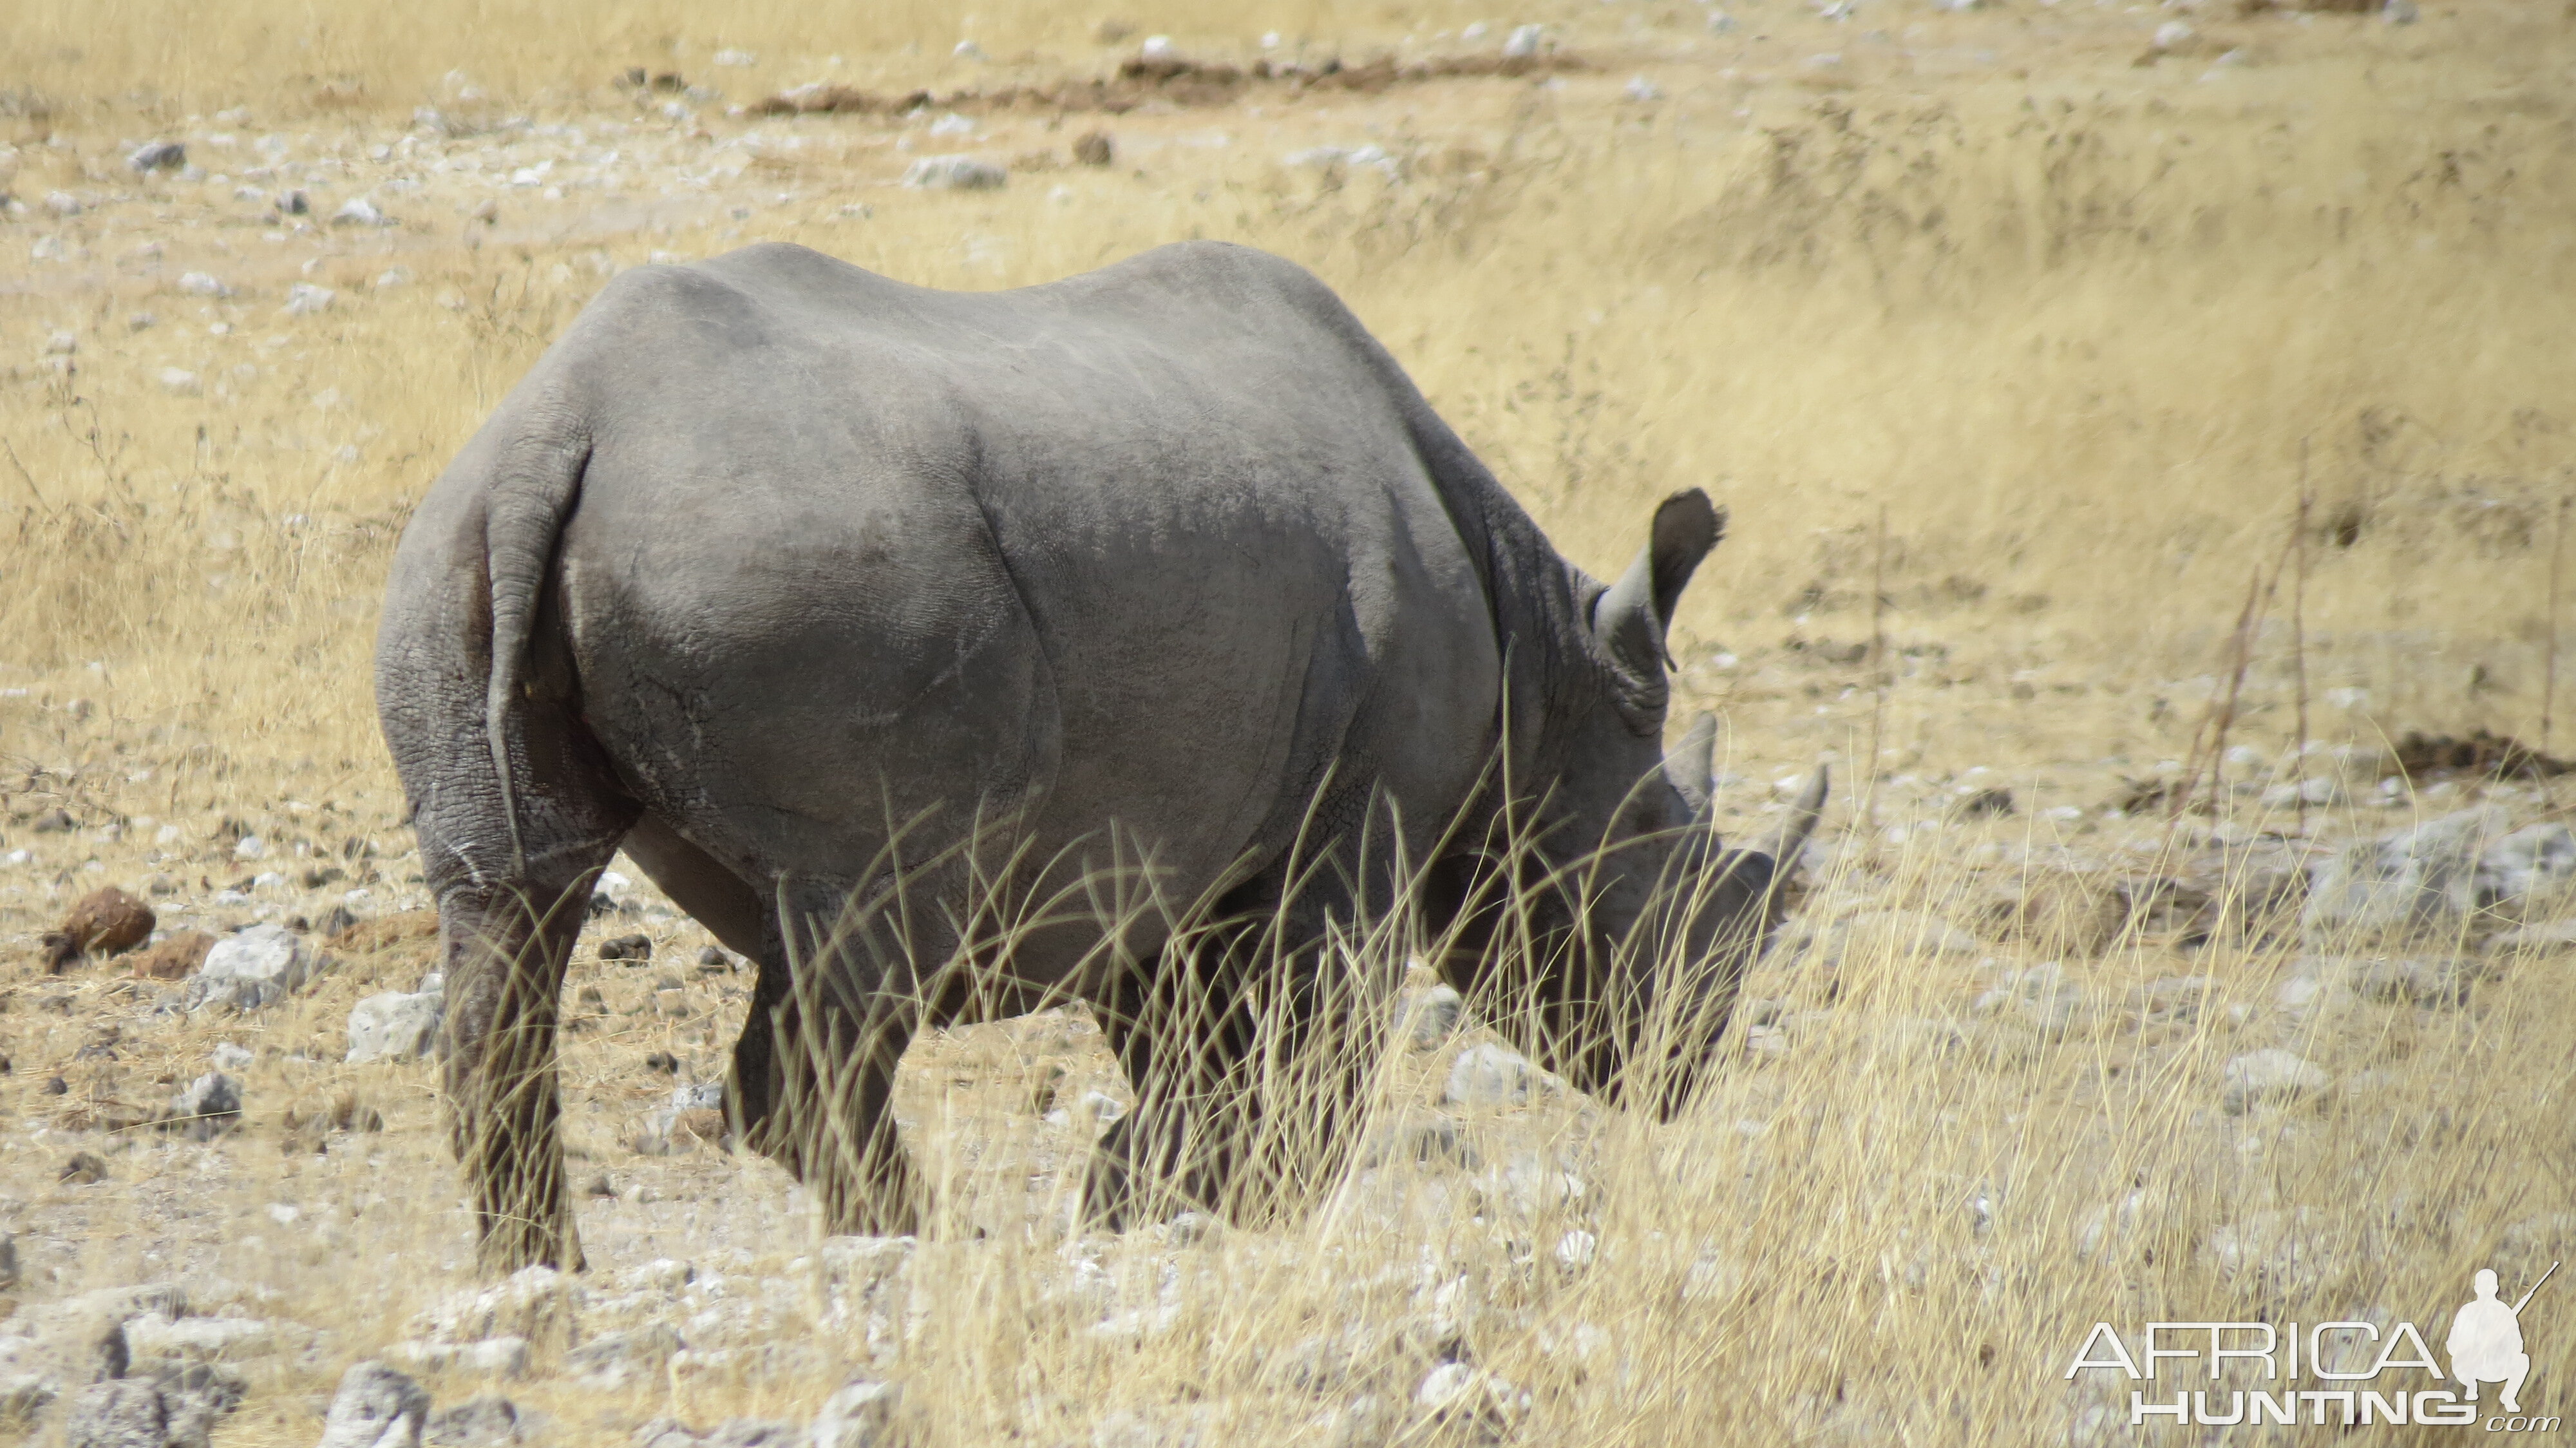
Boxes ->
[375,240,1826,1273]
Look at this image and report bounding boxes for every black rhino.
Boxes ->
[376,240,1824,1272]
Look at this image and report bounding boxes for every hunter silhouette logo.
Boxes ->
[2068,1261,2561,1431]
[2454,1262,2555,1416]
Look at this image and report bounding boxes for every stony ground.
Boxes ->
[5,2,2575,1443]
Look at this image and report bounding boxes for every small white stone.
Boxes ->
[43,329,77,354]
[902,156,1007,191]
[234,834,267,859]
[179,271,232,297]
[1553,1229,1598,1268]
[1624,75,1662,102]
[1140,35,1177,59]
[330,196,386,227]
[1445,1042,1538,1107]
[713,48,757,66]
[2222,1049,2329,1116]
[348,990,445,1064]
[284,282,336,316]
[158,368,203,396]
[1502,24,1546,58]
[2154,19,2194,49]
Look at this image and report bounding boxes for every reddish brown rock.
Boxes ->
[41,886,156,972]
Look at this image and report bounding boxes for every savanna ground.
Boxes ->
[3,0,2575,1443]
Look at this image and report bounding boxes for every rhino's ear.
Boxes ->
[1667,711,1718,817]
[1596,490,1725,677]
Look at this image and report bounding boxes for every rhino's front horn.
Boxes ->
[1757,765,1828,870]
[1667,712,1718,818]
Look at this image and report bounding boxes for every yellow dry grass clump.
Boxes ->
[1,0,2573,1444]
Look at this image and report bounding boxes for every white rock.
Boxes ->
[928,113,975,137]
[166,1073,243,1141]
[952,41,985,61]
[185,924,312,1011]
[713,48,758,66]
[411,1268,582,1346]
[43,329,77,354]
[331,196,388,227]
[158,368,203,395]
[2304,806,2511,935]
[1414,1363,1529,1427]
[319,1361,430,1448]
[45,190,81,216]
[123,1313,273,1359]
[128,140,187,173]
[211,1042,254,1071]
[234,834,267,859]
[347,990,444,1064]
[808,1379,902,1448]
[562,1323,681,1386]
[285,282,336,315]
[1399,984,1463,1049]
[2221,1049,2329,1116]
[1444,1042,1537,1107]
[1553,1230,1598,1269]
[178,271,232,297]
[1624,75,1662,102]
[1502,24,1546,58]
[2488,918,2576,953]
[2153,20,2194,49]
[1139,35,1176,59]
[2383,0,2417,22]
[2482,823,2576,903]
[901,157,1006,191]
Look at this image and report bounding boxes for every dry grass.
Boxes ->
[4,0,2575,1443]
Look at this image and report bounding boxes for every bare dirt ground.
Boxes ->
[3,1,2575,1444]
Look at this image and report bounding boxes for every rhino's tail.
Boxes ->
[479,415,593,875]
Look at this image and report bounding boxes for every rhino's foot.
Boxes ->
[801,1141,925,1239]
[475,1204,584,1277]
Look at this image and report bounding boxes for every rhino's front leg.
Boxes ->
[439,882,598,1274]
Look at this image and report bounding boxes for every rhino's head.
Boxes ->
[1501,488,1827,1118]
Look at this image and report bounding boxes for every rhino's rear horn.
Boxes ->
[1667,711,1718,817]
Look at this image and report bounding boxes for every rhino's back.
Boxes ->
[532,242,1502,902]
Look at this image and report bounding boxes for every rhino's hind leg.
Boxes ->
[439,877,620,1273]
[730,884,933,1237]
